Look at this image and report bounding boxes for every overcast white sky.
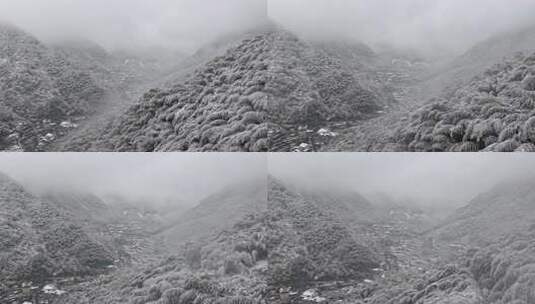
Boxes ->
[0,0,267,51]
[0,153,266,207]
[1,0,534,54]
[0,153,533,211]
[269,0,535,55]
[269,153,535,208]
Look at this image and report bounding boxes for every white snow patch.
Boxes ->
[42,133,56,142]
[43,284,67,295]
[372,268,383,272]
[317,128,337,137]
[60,121,78,128]
[301,289,326,302]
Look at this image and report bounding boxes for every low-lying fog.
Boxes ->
[270,0,535,57]
[0,0,267,52]
[1,0,534,57]
[269,154,535,210]
[0,153,266,208]
[1,153,533,217]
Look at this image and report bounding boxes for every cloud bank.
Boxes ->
[1,0,534,55]
[0,0,267,51]
[269,0,535,55]
[269,153,535,208]
[0,153,266,207]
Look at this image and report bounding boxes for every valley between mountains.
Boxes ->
[2,168,534,304]
[2,20,535,152]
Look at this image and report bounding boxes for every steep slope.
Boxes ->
[54,177,384,304]
[159,179,267,246]
[0,24,105,151]
[328,180,535,304]
[29,177,535,304]
[0,173,114,303]
[388,52,535,152]
[267,178,379,294]
[432,179,535,246]
[51,39,122,91]
[52,40,188,110]
[267,33,397,152]
[43,191,166,264]
[299,178,535,304]
[283,190,468,304]
[416,179,535,304]
[58,180,271,304]
[364,179,535,304]
[338,51,535,152]
[89,28,276,152]
[463,229,535,304]
[267,33,394,126]
[53,27,257,152]
[331,26,535,152]
[47,40,188,152]
[385,178,535,304]
[426,24,535,98]
[301,188,376,224]
[59,219,271,304]
[86,27,394,152]
[0,184,171,304]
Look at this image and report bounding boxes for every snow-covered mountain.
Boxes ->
[0,24,104,151]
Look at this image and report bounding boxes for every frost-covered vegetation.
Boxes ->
[432,180,535,245]
[0,171,168,304]
[79,28,394,152]
[380,213,535,304]
[266,31,396,151]
[4,169,535,304]
[363,265,482,304]
[1,21,394,152]
[95,231,270,304]
[0,173,114,302]
[426,180,535,304]
[57,180,271,304]
[91,30,274,152]
[0,23,186,152]
[267,178,379,288]
[0,24,104,151]
[54,176,384,304]
[467,230,535,304]
[317,179,535,304]
[266,32,393,127]
[329,25,535,152]
[389,52,535,152]
[2,19,535,151]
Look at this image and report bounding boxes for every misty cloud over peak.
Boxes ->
[268,154,535,208]
[0,154,265,208]
[270,0,535,56]
[1,0,534,55]
[0,0,268,52]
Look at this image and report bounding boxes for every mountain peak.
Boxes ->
[79,26,393,152]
